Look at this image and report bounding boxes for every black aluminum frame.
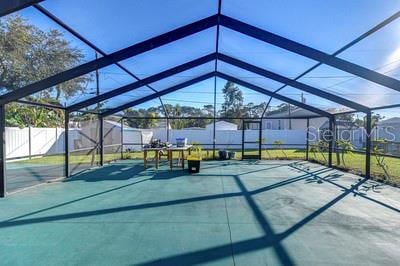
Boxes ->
[2,1,398,196]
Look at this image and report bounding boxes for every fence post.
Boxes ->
[99,116,104,166]
[64,110,69,178]
[0,104,6,197]
[365,112,372,179]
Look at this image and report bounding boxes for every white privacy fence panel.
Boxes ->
[9,126,366,159]
[153,128,308,149]
[156,129,213,148]
[31,128,65,155]
[6,128,30,158]
[123,129,153,151]
[263,129,307,149]
[6,127,67,159]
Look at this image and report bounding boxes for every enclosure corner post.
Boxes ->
[99,115,104,166]
[64,110,69,178]
[0,104,6,197]
[306,118,310,161]
[328,117,334,168]
[365,112,372,179]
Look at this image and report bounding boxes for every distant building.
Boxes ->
[377,117,400,128]
[320,119,358,130]
[377,117,400,143]
[261,108,327,130]
[76,120,126,149]
[153,120,171,130]
[206,121,238,131]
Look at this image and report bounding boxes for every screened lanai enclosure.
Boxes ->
[3,0,400,195]
[1,1,400,265]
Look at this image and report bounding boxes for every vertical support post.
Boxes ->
[306,118,310,161]
[288,103,292,130]
[64,110,69,178]
[241,120,244,161]
[0,104,6,197]
[99,116,104,166]
[120,118,124,160]
[28,126,32,159]
[365,112,372,178]
[258,119,262,159]
[328,117,334,167]
[213,76,217,160]
[166,117,170,142]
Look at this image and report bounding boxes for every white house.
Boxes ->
[377,117,400,142]
[154,120,171,130]
[262,108,327,130]
[206,121,238,131]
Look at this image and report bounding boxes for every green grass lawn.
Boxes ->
[309,150,400,186]
[9,149,400,186]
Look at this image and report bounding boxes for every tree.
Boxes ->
[244,102,266,118]
[371,113,385,128]
[266,103,292,116]
[221,81,244,117]
[0,15,92,105]
[336,113,355,122]
[203,104,214,117]
[6,102,64,128]
[124,108,158,129]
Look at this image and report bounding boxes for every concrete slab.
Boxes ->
[0,160,399,265]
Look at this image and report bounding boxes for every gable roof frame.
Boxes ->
[0,8,399,113]
[101,71,333,119]
[70,52,367,114]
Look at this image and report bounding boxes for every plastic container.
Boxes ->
[187,156,201,173]
[176,138,187,147]
[219,150,227,160]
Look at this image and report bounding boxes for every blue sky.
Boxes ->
[9,0,400,118]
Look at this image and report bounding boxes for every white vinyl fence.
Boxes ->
[11,125,369,160]
[153,128,308,149]
[6,127,65,159]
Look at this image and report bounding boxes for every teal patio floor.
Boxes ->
[0,160,399,265]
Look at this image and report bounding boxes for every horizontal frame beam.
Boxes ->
[67,53,217,112]
[0,14,218,104]
[120,116,322,120]
[102,73,215,117]
[218,53,369,113]
[370,103,400,111]
[15,100,66,110]
[216,72,333,118]
[0,0,42,17]
[220,15,400,93]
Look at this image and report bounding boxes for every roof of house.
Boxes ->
[378,117,400,126]
[266,108,318,118]
[207,121,238,127]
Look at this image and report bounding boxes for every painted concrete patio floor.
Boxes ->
[0,160,399,265]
